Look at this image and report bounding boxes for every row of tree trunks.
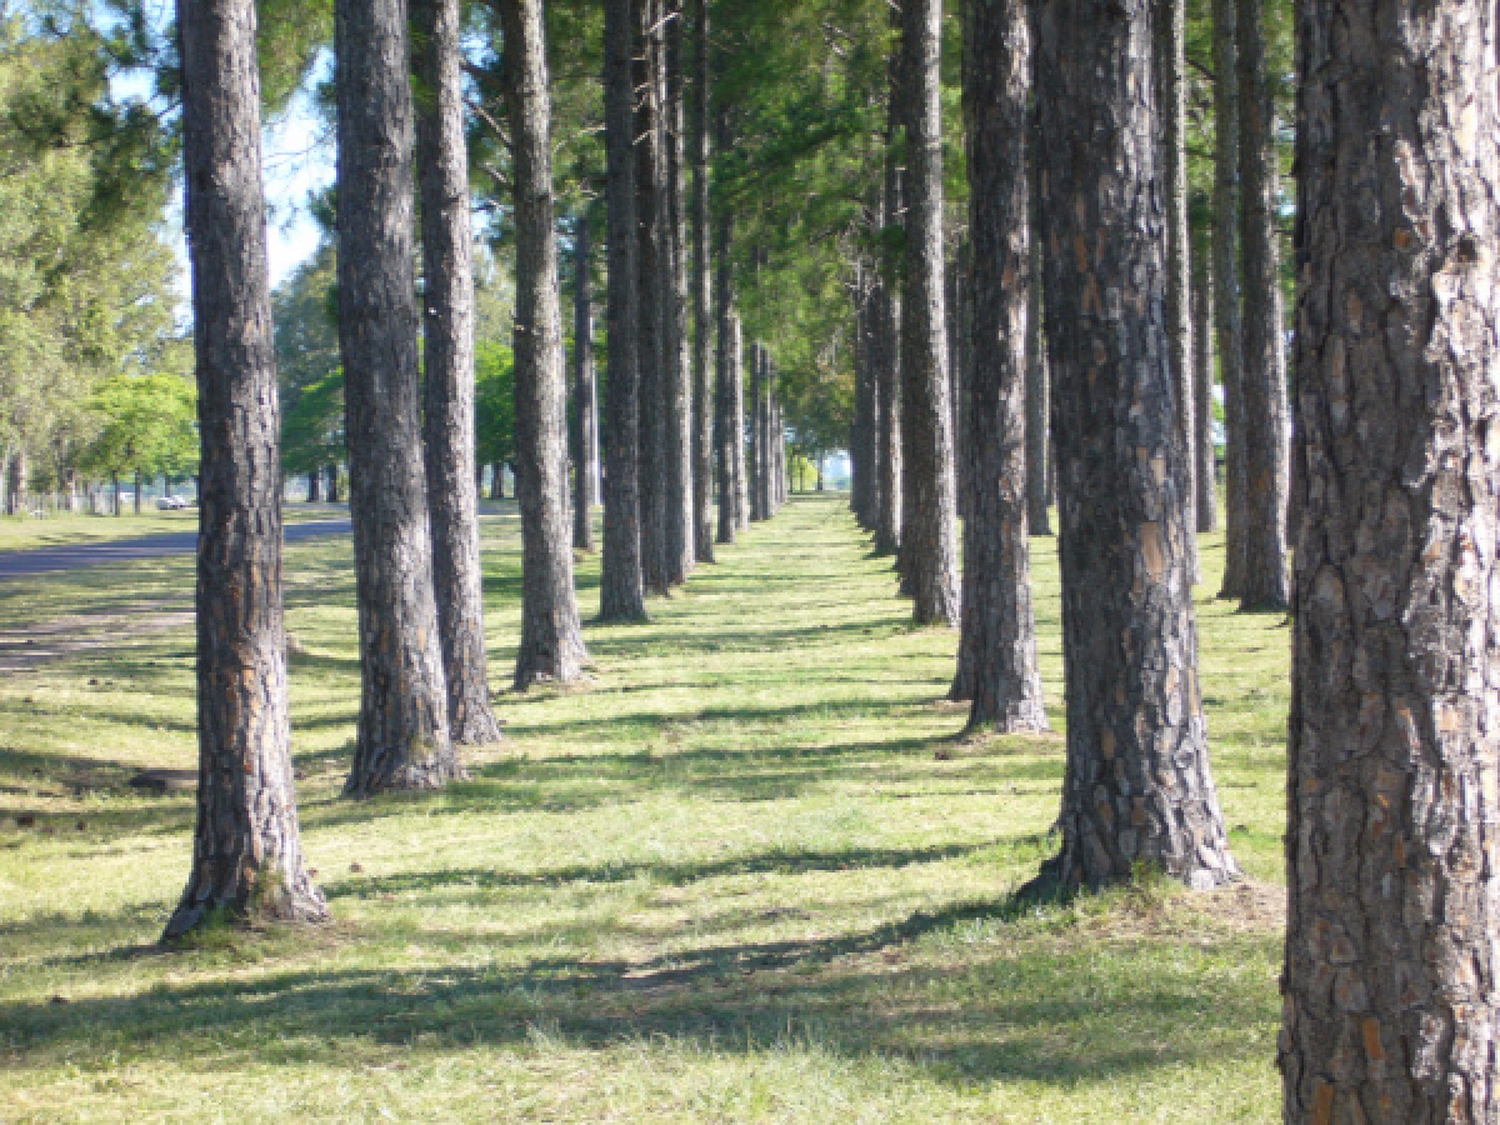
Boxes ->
[166,0,325,939]
[1190,213,1218,534]
[1212,0,1247,600]
[949,0,1046,732]
[499,0,589,690]
[634,0,670,597]
[873,48,904,560]
[662,0,694,587]
[335,0,459,797]
[571,214,599,553]
[1023,112,1051,539]
[600,0,648,622]
[1282,1,1500,1115]
[688,0,715,566]
[711,160,745,545]
[1157,0,1198,585]
[896,0,960,628]
[1232,0,1290,612]
[414,0,503,744]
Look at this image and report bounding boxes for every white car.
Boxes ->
[156,496,187,510]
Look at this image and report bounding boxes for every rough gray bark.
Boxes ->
[1281,3,1500,1117]
[712,191,743,544]
[1032,0,1237,894]
[747,340,764,522]
[1191,211,1218,533]
[950,0,1047,730]
[688,0,714,565]
[663,0,694,584]
[1157,0,1198,583]
[1024,103,1051,538]
[600,0,647,621]
[852,258,881,531]
[897,0,960,627]
[874,80,904,559]
[499,0,589,690]
[336,0,458,797]
[634,0,671,596]
[571,213,599,552]
[715,305,743,543]
[167,0,326,939]
[1212,0,1247,599]
[414,0,502,746]
[1234,0,1289,611]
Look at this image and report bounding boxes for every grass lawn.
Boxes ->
[0,493,1290,1122]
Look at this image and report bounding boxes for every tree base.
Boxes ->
[162,874,328,944]
[450,707,504,747]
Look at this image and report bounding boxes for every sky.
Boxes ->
[259,77,336,287]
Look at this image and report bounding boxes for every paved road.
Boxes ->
[0,519,353,579]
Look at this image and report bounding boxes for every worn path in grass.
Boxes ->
[0,494,1289,1121]
[0,518,353,578]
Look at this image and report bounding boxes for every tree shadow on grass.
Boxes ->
[0,893,1278,1093]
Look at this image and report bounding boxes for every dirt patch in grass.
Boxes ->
[0,598,193,672]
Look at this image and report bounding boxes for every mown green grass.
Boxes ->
[0,493,1291,1122]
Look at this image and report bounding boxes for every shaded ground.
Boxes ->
[0,494,1290,1121]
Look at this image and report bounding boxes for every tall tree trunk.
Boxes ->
[713,310,740,544]
[1024,103,1051,538]
[948,243,970,520]
[1032,0,1237,893]
[1281,3,1500,1115]
[571,214,599,552]
[950,0,1046,730]
[499,0,590,690]
[336,0,458,796]
[874,79,904,558]
[7,451,26,516]
[748,340,764,522]
[414,0,502,745]
[167,0,325,939]
[134,469,142,514]
[897,0,960,627]
[1157,0,1198,583]
[851,261,880,531]
[634,0,671,596]
[662,0,694,584]
[307,469,322,503]
[1234,0,1289,610]
[1191,209,1218,533]
[712,199,742,545]
[599,0,648,621]
[325,463,340,503]
[688,0,714,565]
[1212,0,1248,599]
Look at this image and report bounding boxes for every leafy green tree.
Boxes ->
[79,370,197,512]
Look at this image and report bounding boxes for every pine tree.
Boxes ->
[1281,1,1500,1115]
[413,0,502,745]
[499,0,590,689]
[895,0,959,627]
[1032,0,1237,892]
[599,0,648,622]
[950,0,1046,731]
[336,0,459,796]
[166,0,326,939]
